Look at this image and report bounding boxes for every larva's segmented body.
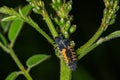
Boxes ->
[55,35,77,71]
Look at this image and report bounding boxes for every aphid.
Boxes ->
[55,35,77,71]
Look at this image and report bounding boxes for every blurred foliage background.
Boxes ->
[0,0,120,80]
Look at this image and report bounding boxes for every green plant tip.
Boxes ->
[69,25,76,34]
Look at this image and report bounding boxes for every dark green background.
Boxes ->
[0,0,120,80]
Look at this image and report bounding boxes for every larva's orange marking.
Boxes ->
[61,48,69,64]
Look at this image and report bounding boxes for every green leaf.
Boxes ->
[0,21,11,33]
[20,5,32,16]
[8,5,32,45]
[26,54,51,68]
[104,30,120,41]
[8,19,24,42]
[5,71,18,80]
[2,16,17,21]
[0,33,7,45]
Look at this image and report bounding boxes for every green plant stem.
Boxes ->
[60,58,71,80]
[76,24,105,55]
[76,8,116,56]
[78,42,98,60]
[9,48,33,80]
[78,38,105,59]
[20,15,55,46]
[78,30,120,59]
[0,42,10,53]
[76,0,119,59]
[27,18,55,45]
[42,9,58,38]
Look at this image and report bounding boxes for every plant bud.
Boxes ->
[66,1,72,12]
[52,0,57,4]
[64,31,69,38]
[60,18,65,25]
[70,41,75,47]
[69,25,76,34]
[65,20,71,31]
[57,0,62,4]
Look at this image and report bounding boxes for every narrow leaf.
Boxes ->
[94,30,120,46]
[8,5,32,44]
[0,6,19,16]
[5,71,18,80]
[0,33,7,45]
[104,30,120,41]
[26,54,51,68]
[2,16,17,21]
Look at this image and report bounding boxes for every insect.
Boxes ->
[55,35,77,71]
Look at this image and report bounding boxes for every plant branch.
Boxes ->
[24,17,55,46]
[78,42,99,60]
[42,8,58,38]
[0,42,33,79]
[9,47,33,80]
[26,0,58,38]
[18,9,55,46]
[76,0,119,59]
[0,6,55,46]
[0,42,10,53]
[78,30,120,59]
[76,24,104,55]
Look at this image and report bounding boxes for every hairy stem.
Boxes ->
[42,9,58,38]
[60,58,71,80]
[20,15,55,46]
[27,19,55,46]
[9,48,33,80]
[76,24,105,55]
[78,42,98,59]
